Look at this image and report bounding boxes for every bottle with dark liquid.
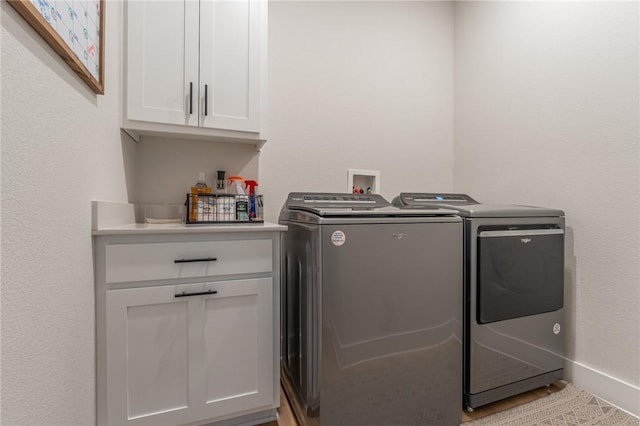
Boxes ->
[190,172,212,222]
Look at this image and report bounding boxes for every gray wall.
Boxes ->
[454,0,639,390]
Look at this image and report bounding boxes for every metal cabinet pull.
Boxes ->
[175,290,217,298]
[174,257,217,263]
[204,84,208,116]
[479,229,564,238]
[189,82,193,114]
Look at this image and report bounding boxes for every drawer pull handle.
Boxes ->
[175,290,218,298]
[174,257,218,264]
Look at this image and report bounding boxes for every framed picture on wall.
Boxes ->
[8,0,105,94]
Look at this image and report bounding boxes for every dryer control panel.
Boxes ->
[394,193,479,207]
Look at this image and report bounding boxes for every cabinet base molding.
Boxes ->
[193,408,277,426]
[122,123,266,151]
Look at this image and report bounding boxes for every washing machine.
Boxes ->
[279,193,463,425]
[392,193,565,411]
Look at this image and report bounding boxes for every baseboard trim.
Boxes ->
[565,359,640,417]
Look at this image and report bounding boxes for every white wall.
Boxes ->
[132,136,259,206]
[261,1,455,220]
[2,0,638,423]
[1,2,129,424]
[454,0,640,411]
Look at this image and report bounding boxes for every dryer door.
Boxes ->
[477,228,564,324]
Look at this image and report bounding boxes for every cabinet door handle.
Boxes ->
[175,290,218,298]
[174,257,217,263]
[204,84,208,116]
[189,82,193,114]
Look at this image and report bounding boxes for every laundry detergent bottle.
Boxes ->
[228,176,248,220]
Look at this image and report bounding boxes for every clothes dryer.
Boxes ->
[393,193,565,411]
[280,193,463,425]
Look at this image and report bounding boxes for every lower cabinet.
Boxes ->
[105,278,274,426]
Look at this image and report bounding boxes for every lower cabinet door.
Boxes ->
[106,278,273,426]
[194,278,274,421]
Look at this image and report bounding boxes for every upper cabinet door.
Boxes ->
[126,1,199,127]
[199,0,265,132]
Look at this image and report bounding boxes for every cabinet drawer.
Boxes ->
[105,239,272,283]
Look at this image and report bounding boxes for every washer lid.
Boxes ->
[281,192,457,218]
[393,192,564,218]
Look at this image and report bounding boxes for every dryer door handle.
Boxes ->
[479,229,564,238]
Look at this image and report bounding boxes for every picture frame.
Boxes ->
[8,0,105,94]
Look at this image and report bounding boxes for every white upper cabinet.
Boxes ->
[123,0,266,146]
[125,1,199,127]
[199,0,263,132]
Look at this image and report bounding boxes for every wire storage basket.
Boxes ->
[185,194,264,224]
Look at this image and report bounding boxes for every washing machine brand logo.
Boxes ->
[521,238,532,244]
[392,233,407,240]
[331,230,346,247]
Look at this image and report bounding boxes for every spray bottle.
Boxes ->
[228,176,245,195]
[245,180,259,220]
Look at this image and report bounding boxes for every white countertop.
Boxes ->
[92,221,286,236]
[91,200,286,235]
